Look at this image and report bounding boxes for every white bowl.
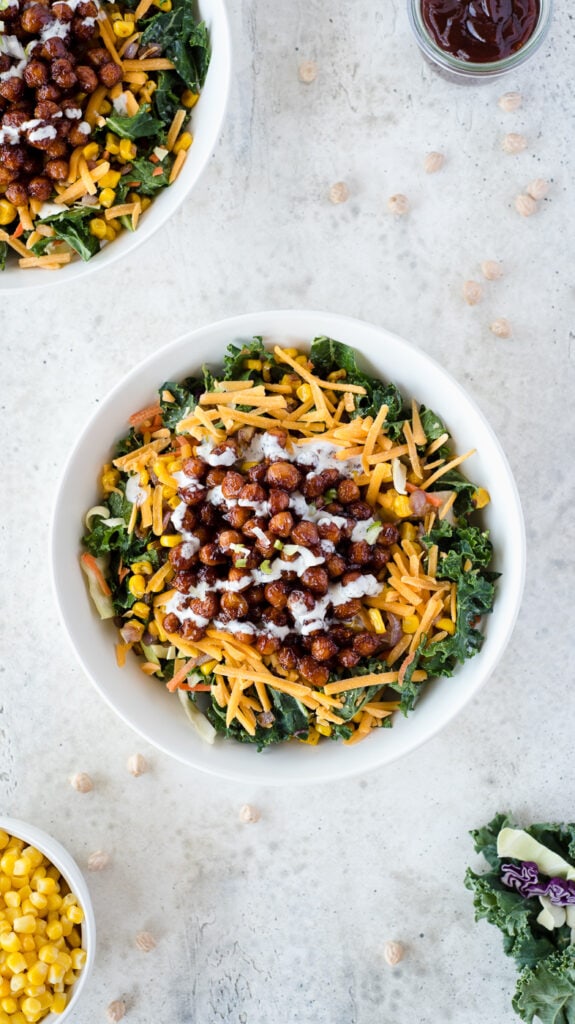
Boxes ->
[0,815,96,1022]
[51,310,525,784]
[0,0,231,291]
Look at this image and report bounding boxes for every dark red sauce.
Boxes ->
[421,0,540,63]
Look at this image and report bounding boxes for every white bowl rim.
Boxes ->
[0,815,96,1021]
[50,308,526,784]
[0,0,232,292]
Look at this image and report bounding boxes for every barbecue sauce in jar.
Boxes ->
[421,0,540,63]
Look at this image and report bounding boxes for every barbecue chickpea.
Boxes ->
[247,463,267,484]
[378,523,400,546]
[242,516,267,539]
[52,0,74,18]
[256,634,281,655]
[50,58,78,89]
[277,645,298,670]
[266,462,300,491]
[225,505,252,529]
[206,467,226,487]
[163,613,180,633]
[333,599,362,619]
[172,572,195,593]
[190,593,219,619]
[247,584,266,607]
[337,479,360,504]
[318,519,342,544]
[269,488,290,514]
[86,47,110,67]
[264,580,289,609]
[353,633,384,656]
[262,607,288,628]
[0,144,25,170]
[310,636,338,661]
[197,504,216,527]
[183,457,207,479]
[198,542,226,566]
[238,482,267,505]
[24,60,49,88]
[349,541,372,565]
[0,78,24,101]
[298,656,329,687]
[255,531,275,555]
[326,554,346,578]
[347,501,373,520]
[181,621,206,641]
[211,439,238,461]
[98,61,123,87]
[301,566,329,595]
[287,589,315,613]
[268,511,293,537]
[169,542,198,571]
[76,64,99,92]
[371,547,391,572]
[36,83,62,101]
[217,529,243,552]
[339,648,361,668]
[44,157,69,179]
[21,3,53,31]
[221,471,244,499]
[41,37,69,59]
[5,181,28,205]
[220,592,249,619]
[291,521,319,548]
[179,484,206,506]
[27,175,53,199]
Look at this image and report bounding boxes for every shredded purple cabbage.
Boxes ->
[500,861,575,905]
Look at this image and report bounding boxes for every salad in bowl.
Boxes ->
[52,310,524,783]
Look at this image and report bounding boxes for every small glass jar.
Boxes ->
[407,0,553,80]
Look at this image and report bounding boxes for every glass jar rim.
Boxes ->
[407,0,553,78]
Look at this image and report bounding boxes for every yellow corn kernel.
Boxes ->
[160,534,182,548]
[131,602,150,621]
[70,949,86,971]
[54,951,71,971]
[0,934,20,955]
[46,962,65,986]
[200,660,217,676]
[44,922,62,942]
[12,857,31,876]
[44,897,61,913]
[167,495,180,510]
[147,621,160,638]
[0,981,10,997]
[463,558,472,572]
[20,997,42,1018]
[298,728,319,745]
[27,894,45,913]
[20,937,35,953]
[181,89,199,108]
[393,495,412,518]
[13,918,35,936]
[99,169,122,189]
[104,132,120,155]
[104,224,116,243]
[89,217,107,240]
[65,906,83,925]
[67,928,81,949]
[59,919,72,938]
[98,187,116,209]
[51,992,67,1014]
[173,131,193,154]
[37,946,58,966]
[296,383,312,402]
[26,962,48,987]
[316,723,332,737]
[119,138,136,162]
[128,574,146,599]
[436,617,456,635]
[112,17,133,35]
[82,142,99,161]
[141,197,152,212]
[22,850,42,871]
[1,996,18,1013]
[0,200,17,226]
[400,522,418,541]
[130,561,153,576]
[240,461,258,472]
[34,879,55,898]
[472,487,490,509]
[0,832,9,850]
[6,951,27,973]
[0,855,17,876]
[9,975,26,994]
[63,969,76,986]
[4,893,20,909]
[367,608,385,634]
[282,348,299,358]
[402,615,420,634]
[295,355,308,365]
[99,98,112,115]
[101,465,120,493]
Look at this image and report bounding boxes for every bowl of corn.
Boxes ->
[0,817,95,1023]
[51,309,525,784]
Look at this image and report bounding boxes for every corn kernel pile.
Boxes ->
[0,830,87,1022]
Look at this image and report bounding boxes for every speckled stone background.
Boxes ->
[2,1,575,1022]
